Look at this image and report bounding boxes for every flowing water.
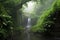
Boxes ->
[24,17,31,40]
[11,17,60,40]
[22,17,55,40]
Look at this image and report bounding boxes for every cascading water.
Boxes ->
[24,17,31,40]
[26,18,31,30]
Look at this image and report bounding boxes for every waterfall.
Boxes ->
[26,18,31,30]
[24,17,31,40]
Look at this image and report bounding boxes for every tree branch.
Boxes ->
[13,0,31,10]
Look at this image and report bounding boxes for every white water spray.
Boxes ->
[26,18,31,29]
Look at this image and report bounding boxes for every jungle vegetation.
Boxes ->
[0,0,60,40]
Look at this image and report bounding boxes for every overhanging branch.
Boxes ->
[13,0,31,10]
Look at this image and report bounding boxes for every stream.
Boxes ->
[11,18,59,40]
[20,18,55,40]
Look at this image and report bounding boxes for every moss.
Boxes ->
[56,0,60,7]
[14,26,25,31]
[31,0,57,32]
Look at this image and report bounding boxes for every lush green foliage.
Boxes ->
[0,0,60,39]
[0,0,31,39]
[0,2,13,40]
[31,0,60,32]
